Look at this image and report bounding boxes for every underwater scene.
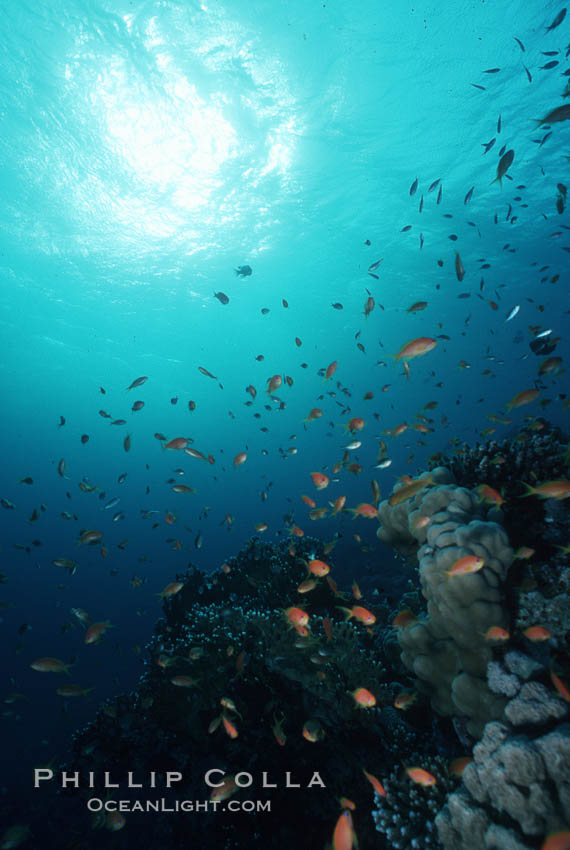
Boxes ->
[1,0,570,848]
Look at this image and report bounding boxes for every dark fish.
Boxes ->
[484,68,501,73]
[545,8,566,31]
[127,376,148,391]
[99,387,106,394]
[419,233,424,250]
[409,177,418,196]
[457,293,470,299]
[437,185,442,205]
[368,258,383,271]
[400,225,412,232]
[132,401,144,412]
[540,60,559,69]
[331,303,343,310]
[99,410,111,418]
[124,434,131,452]
[188,400,196,411]
[364,239,371,245]
[513,37,525,51]
[536,104,570,125]
[523,65,532,82]
[198,366,218,379]
[235,265,252,277]
[428,179,441,192]
[481,138,496,153]
[497,114,502,133]
[449,234,458,241]
[154,433,166,441]
[255,355,264,361]
[261,308,270,315]
[499,144,506,156]
[471,84,486,90]
[455,252,465,281]
[111,419,126,425]
[195,532,203,549]
[542,50,559,56]
[492,150,514,187]
[464,187,474,205]
[118,473,127,483]
[80,434,89,444]
[368,272,379,280]
[214,291,229,305]
[282,299,288,308]
[57,416,65,428]
[418,194,424,213]
[171,397,178,405]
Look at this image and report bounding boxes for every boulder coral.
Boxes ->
[377,467,514,737]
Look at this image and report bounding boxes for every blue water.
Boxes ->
[0,0,568,836]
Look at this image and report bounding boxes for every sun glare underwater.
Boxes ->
[1,1,570,849]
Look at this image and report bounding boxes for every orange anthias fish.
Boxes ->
[233,452,248,468]
[521,480,570,500]
[331,495,347,515]
[210,775,238,803]
[395,337,437,361]
[222,714,239,739]
[506,389,540,410]
[266,374,282,393]
[304,408,323,423]
[513,546,535,560]
[484,626,510,641]
[550,671,570,702]
[297,578,318,594]
[350,503,378,519]
[84,620,113,645]
[339,606,376,625]
[475,484,503,506]
[311,472,329,490]
[325,361,338,381]
[308,558,330,577]
[345,417,365,432]
[323,617,333,641]
[362,768,386,797]
[449,757,473,777]
[164,437,189,450]
[332,809,356,850]
[394,692,417,710]
[388,474,434,506]
[445,555,485,577]
[351,687,376,708]
[541,832,570,850]
[158,582,184,598]
[524,626,551,642]
[272,713,286,746]
[284,607,309,628]
[406,767,437,787]
[302,495,317,508]
[30,657,73,674]
[392,609,416,628]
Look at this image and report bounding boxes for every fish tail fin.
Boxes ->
[337,607,353,621]
[520,482,536,498]
[490,176,502,188]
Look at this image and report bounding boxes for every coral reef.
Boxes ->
[377,468,513,737]
[50,536,428,849]
[436,712,570,849]
[372,754,459,849]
